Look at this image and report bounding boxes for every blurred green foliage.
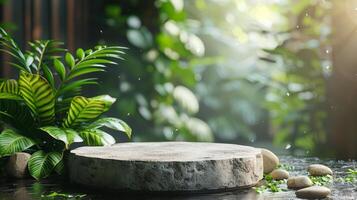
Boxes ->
[184,0,331,153]
[262,0,331,153]
[100,0,331,153]
[102,0,214,142]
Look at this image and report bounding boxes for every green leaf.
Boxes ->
[53,59,66,81]
[63,96,106,128]
[41,65,55,88]
[56,78,97,97]
[66,67,104,80]
[87,117,131,138]
[90,95,116,111]
[0,100,35,130]
[18,72,55,125]
[0,93,22,101]
[0,129,35,157]
[29,40,65,71]
[54,159,65,175]
[25,56,34,68]
[0,79,19,94]
[65,52,75,69]
[40,126,83,147]
[76,48,85,60]
[0,79,22,100]
[79,129,115,146]
[0,28,29,72]
[28,150,62,180]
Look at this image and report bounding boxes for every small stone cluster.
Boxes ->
[262,148,332,199]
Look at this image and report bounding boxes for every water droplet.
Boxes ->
[285,144,291,149]
[286,92,290,96]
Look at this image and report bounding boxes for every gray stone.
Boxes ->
[308,164,333,176]
[287,176,313,189]
[270,169,289,180]
[295,186,331,199]
[69,142,263,192]
[261,148,279,173]
[6,152,31,178]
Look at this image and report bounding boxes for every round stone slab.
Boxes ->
[68,142,263,192]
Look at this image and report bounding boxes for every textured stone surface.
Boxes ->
[6,153,31,178]
[308,164,333,176]
[261,149,279,174]
[270,169,289,180]
[295,186,331,199]
[287,176,313,189]
[69,142,263,192]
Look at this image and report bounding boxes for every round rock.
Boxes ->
[295,186,331,199]
[308,164,333,176]
[287,176,313,189]
[261,148,279,174]
[271,169,289,180]
[68,142,263,192]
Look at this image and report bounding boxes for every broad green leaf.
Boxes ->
[28,150,62,180]
[0,129,35,157]
[19,72,55,125]
[0,79,22,100]
[90,95,116,112]
[54,159,65,175]
[65,52,75,69]
[0,79,19,94]
[0,93,22,101]
[40,126,83,147]
[79,129,115,146]
[63,96,106,128]
[53,59,66,81]
[87,117,132,138]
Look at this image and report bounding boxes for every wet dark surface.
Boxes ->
[0,156,356,200]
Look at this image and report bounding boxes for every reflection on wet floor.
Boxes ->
[0,156,356,200]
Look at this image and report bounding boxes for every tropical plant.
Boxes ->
[0,28,131,180]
